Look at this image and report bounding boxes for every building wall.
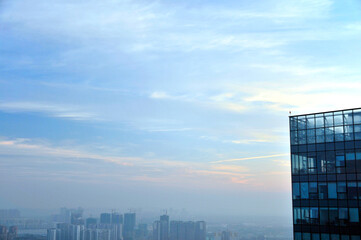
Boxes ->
[290,109,361,240]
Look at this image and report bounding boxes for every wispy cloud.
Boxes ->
[0,101,100,121]
[212,153,289,163]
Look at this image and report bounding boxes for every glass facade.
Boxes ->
[290,108,361,240]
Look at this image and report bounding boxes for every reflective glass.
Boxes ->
[320,208,328,225]
[299,130,307,144]
[349,208,359,222]
[318,152,327,174]
[319,183,328,199]
[307,129,316,144]
[316,116,324,128]
[351,236,361,240]
[328,183,337,199]
[304,233,311,240]
[336,152,345,167]
[293,183,300,199]
[331,234,340,240]
[334,112,343,126]
[300,154,308,174]
[348,182,357,199]
[355,125,361,140]
[292,154,299,174]
[302,208,310,224]
[329,208,338,225]
[325,114,334,127]
[344,125,354,141]
[353,109,361,124]
[313,234,320,240]
[339,208,348,219]
[337,182,347,199]
[322,234,330,240]
[308,154,317,174]
[298,116,307,129]
[344,110,353,125]
[316,128,325,143]
[301,182,309,199]
[326,151,335,173]
[307,115,315,129]
[294,208,301,224]
[291,131,298,145]
[290,117,298,131]
[341,236,350,240]
[335,126,344,142]
[357,182,361,200]
[325,128,334,142]
[295,233,302,240]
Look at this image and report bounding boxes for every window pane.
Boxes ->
[319,183,328,199]
[336,152,345,167]
[301,182,309,199]
[302,208,310,224]
[307,115,315,129]
[320,208,328,225]
[331,234,340,240]
[328,183,337,199]
[298,116,307,129]
[293,183,300,199]
[308,129,316,144]
[290,117,298,131]
[292,154,299,174]
[322,234,330,240]
[339,208,348,219]
[335,126,344,142]
[345,125,354,141]
[334,112,343,126]
[299,130,307,144]
[344,111,353,125]
[325,115,334,127]
[317,152,327,174]
[349,208,359,222]
[295,233,302,240]
[326,127,334,142]
[291,131,298,145]
[316,128,325,143]
[300,154,308,174]
[294,208,301,224]
[348,182,357,200]
[303,233,311,240]
[329,208,338,226]
[353,110,361,124]
[313,234,320,240]
[327,151,335,173]
[316,117,324,128]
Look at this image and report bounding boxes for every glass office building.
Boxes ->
[290,108,361,240]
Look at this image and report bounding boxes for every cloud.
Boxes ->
[0,101,100,121]
[212,153,289,163]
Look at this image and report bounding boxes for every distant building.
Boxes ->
[100,213,111,225]
[123,213,135,240]
[195,221,206,240]
[290,108,361,239]
[86,218,97,228]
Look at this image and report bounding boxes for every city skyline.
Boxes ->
[1,0,361,218]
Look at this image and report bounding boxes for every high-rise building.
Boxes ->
[0,226,7,240]
[100,213,112,225]
[86,218,98,228]
[123,213,135,240]
[153,215,169,240]
[159,215,169,240]
[290,108,361,240]
[195,221,206,240]
[111,213,123,225]
[170,221,185,240]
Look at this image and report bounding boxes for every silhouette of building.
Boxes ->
[290,108,361,240]
[123,213,135,240]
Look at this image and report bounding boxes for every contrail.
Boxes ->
[212,153,289,163]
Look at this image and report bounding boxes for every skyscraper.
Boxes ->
[123,213,136,240]
[290,108,361,240]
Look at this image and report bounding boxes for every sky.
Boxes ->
[1,0,361,218]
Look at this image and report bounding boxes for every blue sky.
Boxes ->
[1,0,361,217]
